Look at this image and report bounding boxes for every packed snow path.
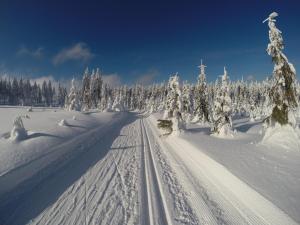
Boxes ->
[0,112,297,225]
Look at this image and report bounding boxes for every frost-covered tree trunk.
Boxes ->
[263,12,298,126]
[212,67,233,136]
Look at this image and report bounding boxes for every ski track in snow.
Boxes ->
[147,115,298,225]
[0,112,298,225]
[29,118,141,225]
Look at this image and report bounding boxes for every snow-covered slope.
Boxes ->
[0,108,299,225]
[150,113,300,224]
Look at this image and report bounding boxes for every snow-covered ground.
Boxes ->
[0,107,299,225]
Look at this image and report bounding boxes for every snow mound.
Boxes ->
[9,116,29,141]
[261,124,300,150]
[58,119,69,126]
[211,124,234,139]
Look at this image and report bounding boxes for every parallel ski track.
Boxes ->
[139,118,172,225]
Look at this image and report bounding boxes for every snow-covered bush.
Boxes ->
[27,106,33,112]
[58,119,69,126]
[10,115,29,141]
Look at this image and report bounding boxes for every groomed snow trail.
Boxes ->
[139,119,172,225]
[0,113,198,225]
[147,115,298,225]
[0,113,298,225]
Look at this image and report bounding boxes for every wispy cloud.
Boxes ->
[136,69,159,85]
[102,73,122,87]
[53,42,94,66]
[16,46,44,59]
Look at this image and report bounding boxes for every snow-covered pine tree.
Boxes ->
[194,60,210,123]
[212,67,233,137]
[90,69,97,109]
[263,12,298,126]
[182,81,193,122]
[82,68,91,111]
[112,88,125,111]
[159,73,185,135]
[67,78,80,111]
[95,68,103,109]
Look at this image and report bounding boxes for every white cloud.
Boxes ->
[53,42,94,66]
[136,70,159,85]
[17,46,44,59]
[102,73,122,87]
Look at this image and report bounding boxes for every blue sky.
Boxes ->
[0,0,299,85]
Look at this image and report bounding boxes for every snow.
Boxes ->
[151,112,300,223]
[0,108,299,224]
[9,116,29,141]
[0,106,124,178]
[261,123,300,150]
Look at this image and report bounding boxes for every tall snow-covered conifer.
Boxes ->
[67,78,80,111]
[82,68,91,111]
[162,73,185,134]
[212,67,233,136]
[194,60,210,123]
[263,12,298,126]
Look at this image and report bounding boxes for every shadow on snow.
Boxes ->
[0,112,138,225]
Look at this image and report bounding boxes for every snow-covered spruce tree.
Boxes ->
[262,12,300,149]
[112,88,125,112]
[263,12,298,126]
[211,67,233,136]
[147,86,156,113]
[82,68,91,111]
[194,60,210,123]
[67,78,80,111]
[182,81,193,122]
[90,69,97,109]
[95,68,103,109]
[159,73,185,135]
